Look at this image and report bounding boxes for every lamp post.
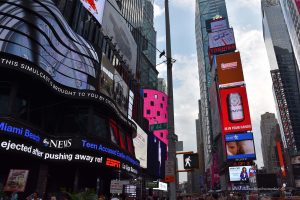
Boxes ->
[165,0,177,199]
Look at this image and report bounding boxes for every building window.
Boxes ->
[147,110,150,114]
[160,132,163,138]
[144,93,147,98]
[150,101,154,106]
[162,96,165,101]
[160,103,163,108]
[157,111,160,116]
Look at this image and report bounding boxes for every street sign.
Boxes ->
[165,160,175,176]
[183,153,199,169]
[149,123,168,131]
[146,181,158,189]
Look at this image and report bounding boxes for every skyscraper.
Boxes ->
[280,0,300,74]
[195,0,228,172]
[260,112,280,173]
[262,0,300,153]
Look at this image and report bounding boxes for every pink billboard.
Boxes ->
[143,89,168,144]
[296,0,300,14]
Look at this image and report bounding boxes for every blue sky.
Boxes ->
[153,0,277,182]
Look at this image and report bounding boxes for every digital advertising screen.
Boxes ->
[216,52,244,87]
[229,166,253,182]
[133,121,148,169]
[208,28,236,54]
[102,0,137,76]
[225,133,256,160]
[211,18,228,32]
[147,133,167,179]
[219,86,252,133]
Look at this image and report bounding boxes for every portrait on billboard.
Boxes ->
[229,166,252,182]
[220,86,252,133]
[225,133,256,160]
[4,169,29,192]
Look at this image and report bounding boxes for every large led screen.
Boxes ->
[220,86,252,133]
[133,121,148,168]
[0,1,98,90]
[211,18,228,32]
[143,89,168,145]
[208,28,236,54]
[216,52,244,86]
[102,0,137,76]
[225,133,256,160]
[0,0,135,124]
[80,0,105,24]
[147,133,167,179]
[229,166,254,182]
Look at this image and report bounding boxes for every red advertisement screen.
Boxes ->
[220,86,252,133]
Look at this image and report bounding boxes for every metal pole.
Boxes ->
[165,0,176,199]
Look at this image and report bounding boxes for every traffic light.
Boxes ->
[183,153,199,169]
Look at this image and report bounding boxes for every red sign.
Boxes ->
[165,176,175,183]
[106,158,121,169]
[276,141,286,177]
[220,86,252,133]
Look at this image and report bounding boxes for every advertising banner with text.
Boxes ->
[0,118,139,174]
[216,52,245,87]
[220,86,252,133]
[209,28,236,54]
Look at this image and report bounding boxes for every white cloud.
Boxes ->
[171,0,195,11]
[232,27,276,168]
[154,3,165,18]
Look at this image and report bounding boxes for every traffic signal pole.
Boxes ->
[165,0,176,199]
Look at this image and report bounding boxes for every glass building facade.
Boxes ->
[0,0,150,198]
[280,0,300,74]
[195,0,228,171]
[262,0,300,153]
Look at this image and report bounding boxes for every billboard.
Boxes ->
[4,169,29,192]
[208,28,236,54]
[216,52,245,87]
[229,166,254,182]
[133,122,148,168]
[220,86,252,133]
[80,0,105,24]
[211,18,228,32]
[147,133,167,179]
[143,89,168,145]
[276,141,286,177]
[225,133,256,160]
[102,0,137,75]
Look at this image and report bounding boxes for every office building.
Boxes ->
[280,0,300,74]
[195,0,229,171]
[260,112,280,173]
[0,0,155,198]
[262,0,300,153]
